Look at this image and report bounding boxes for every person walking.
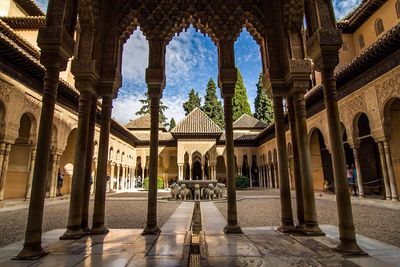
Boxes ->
[351,164,358,196]
[56,169,64,196]
[346,164,353,196]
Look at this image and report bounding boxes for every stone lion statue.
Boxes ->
[179,184,192,201]
[194,184,201,201]
[170,183,181,200]
[213,183,224,199]
[204,183,215,200]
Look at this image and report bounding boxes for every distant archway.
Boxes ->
[356,113,383,196]
[216,156,226,183]
[59,128,77,194]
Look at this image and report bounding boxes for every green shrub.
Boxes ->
[236,175,249,189]
[143,177,164,190]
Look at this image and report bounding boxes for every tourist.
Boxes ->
[351,164,358,196]
[346,165,354,196]
[56,169,64,197]
[106,174,110,191]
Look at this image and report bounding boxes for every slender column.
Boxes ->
[143,93,161,235]
[177,164,182,180]
[383,140,398,201]
[17,65,61,259]
[92,94,113,234]
[287,97,305,228]
[81,96,97,233]
[122,166,126,190]
[48,153,58,198]
[0,143,6,190]
[378,142,392,199]
[61,90,93,239]
[141,166,145,187]
[110,163,115,190]
[116,165,120,190]
[0,143,11,201]
[321,64,363,253]
[25,148,37,199]
[189,161,192,180]
[274,96,295,232]
[293,89,323,236]
[352,147,364,198]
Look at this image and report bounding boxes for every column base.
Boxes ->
[223,223,242,234]
[142,224,161,235]
[295,223,305,232]
[90,224,109,235]
[60,227,84,240]
[335,240,367,256]
[301,223,325,236]
[13,243,48,260]
[392,197,399,201]
[277,224,297,233]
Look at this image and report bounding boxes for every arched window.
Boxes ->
[358,35,365,49]
[397,0,400,18]
[374,18,384,36]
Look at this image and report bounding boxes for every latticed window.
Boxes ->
[375,18,384,36]
[358,35,365,49]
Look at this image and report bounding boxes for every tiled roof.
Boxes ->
[125,114,166,130]
[220,133,259,141]
[233,114,267,129]
[0,16,45,29]
[171,108,222,134]
[130,131,174,142]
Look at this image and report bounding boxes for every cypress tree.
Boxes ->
[254,72,273,124]
[183,88,201,115]
[233,68,252,121]
[169,118,176,131]
[136,92,169,127]
[202,78,224,128]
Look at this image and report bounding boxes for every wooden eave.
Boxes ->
[337,0,388,33]
[0,16,45,29]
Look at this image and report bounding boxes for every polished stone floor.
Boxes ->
[0,201,399,266]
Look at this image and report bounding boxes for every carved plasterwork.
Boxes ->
[346,94,367,121]
[376,73,400,109]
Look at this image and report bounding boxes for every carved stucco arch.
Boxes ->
[351,111,374,143]
[308,126,329,152]
[118,0,266,45]
[382,96,400,138]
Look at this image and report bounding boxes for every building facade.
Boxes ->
[0,0,399,202]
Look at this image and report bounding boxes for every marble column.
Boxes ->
[92,94,112,234]
[143,92,162,235]
[274,96,295,232]
[238,166,242,176]
[0,143,11,201]
[116,165,120,190]
[287,97,305,228]
[81,96,97,233]
[293,89,323,236]
[189,161,192,180]
[48,153,59,198]
[378,142,392,200]
[352,146,364,198]
[383,140,398,201]
[17,65,62,259]
[178,164,183,180]
[25,147,37,199]
[321,62,363,253]
[110,163,115,190]
[61,90,93,240]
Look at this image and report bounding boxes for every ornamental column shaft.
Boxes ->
[378,142,392,200]
[61,90,93,239]
[378,142,391,199]
[293,89,323,236]
[110,164,115,190]
[352,147,364,198]
[287,97,305,228]
[273,96,295,232]
[17,65,63,259]
[92,94,113,234]
[320,58,363,253]
[48,153,59,198]
[0,143,11,201]
[81,96,97,233]
[25,147,37,199]
[383,140,398,201]
[143,38,164,235]
[116,165,120,190]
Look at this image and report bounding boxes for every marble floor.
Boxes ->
[0,201,399,266]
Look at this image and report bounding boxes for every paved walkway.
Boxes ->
[1,201,400,266]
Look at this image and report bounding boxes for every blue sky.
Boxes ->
[34,0,361,124]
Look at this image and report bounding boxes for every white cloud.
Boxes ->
[333,0,362,19]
